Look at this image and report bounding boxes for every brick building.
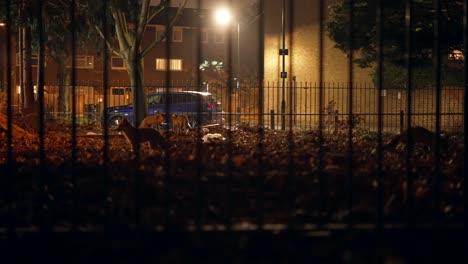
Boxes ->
[1,6,231,113]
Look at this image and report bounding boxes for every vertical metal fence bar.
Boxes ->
[195,0,203,234]
[318,0,325,224]
[18,22,22,113]
[164,1,172,230]
[4,0,14,239]
[101,0,111,230]
[70,0,78,232]
[405,0,415,226]
[375,0,385,263]
[464,0,468,227]
[433,0,442,225]
[347,0,354,226]
[256,0,265,230]
[225,0,234,231]
[287,0,295,232]
[236,19,240,124]
[132,0,142,233]
[280,0,286,131]
[308,82,311,128]
[36,0,48,233]
[296,81,300,128]
[376,0,384,229]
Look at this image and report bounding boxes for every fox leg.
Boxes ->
[149,140,158,149]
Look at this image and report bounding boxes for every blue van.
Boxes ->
[105,91,224,129]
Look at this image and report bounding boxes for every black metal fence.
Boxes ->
[0,0,466,262]
[2,81,464,132]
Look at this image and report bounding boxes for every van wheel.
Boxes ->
[188,120,197,128]
[108,116,122,130]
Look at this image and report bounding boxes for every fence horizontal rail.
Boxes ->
[2,82,464,132]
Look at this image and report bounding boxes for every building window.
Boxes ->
[156,26,166,42]
[111,87,132,95]
[111,88,125,95]
[172,27,183,42]
[200,29,208,43]
[69,55,94,69]
[111,56,126,70]
[16,53,46,67]
[214,31,224,44]
[156,58,183,71]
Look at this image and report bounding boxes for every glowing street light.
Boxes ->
[214,7,241,123]
[214,8,232,26]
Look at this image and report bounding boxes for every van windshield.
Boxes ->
[147,94,162,104]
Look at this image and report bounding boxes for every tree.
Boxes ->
[42,0,82,113]
[1,0,59,114]
[80,0,188,125]
[326,0,464,87]
[0,0,37,113]
[0,0,71,114]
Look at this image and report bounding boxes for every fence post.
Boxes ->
[270,110,275,130]
[236,79,241,124]
[334,110,339,134]
[400,110,405,134]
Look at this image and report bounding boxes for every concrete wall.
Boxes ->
[263,0,373,84]
[262,0,375,125]
[238,82,464,132]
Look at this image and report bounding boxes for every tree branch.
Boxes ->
[93,25,120,56]
[141,0,188,58]
[112,9,130,53]
[146,0,167,27]
[135,0,151,46]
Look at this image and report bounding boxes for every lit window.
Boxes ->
[69,55,94,69]
[156,58,183,71]
[111,88,125,95]
[214,31,224,44]
[172,27,183,42]
[111,57,126,70]
[16,53,46,67]
[111,87,132,95]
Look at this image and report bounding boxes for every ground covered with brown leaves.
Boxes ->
[0,118,464,230]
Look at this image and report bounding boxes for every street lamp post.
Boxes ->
[236,22,241,124]
[280,0,287,130]
[215,7,241,124]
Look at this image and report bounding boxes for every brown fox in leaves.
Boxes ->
[171,114,191,134]
[139,113,166,129]
[114,117,166,151]
[383,126,448,151]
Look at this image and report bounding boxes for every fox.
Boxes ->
[383,126,448,151]
[139,113,166,129]
[171,114,191,134]
[114,117,166,151]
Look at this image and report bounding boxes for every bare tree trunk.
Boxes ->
[126,56,147,127]
[18,28,24,111]
[22,26,35,114]
[57,56,71,113]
